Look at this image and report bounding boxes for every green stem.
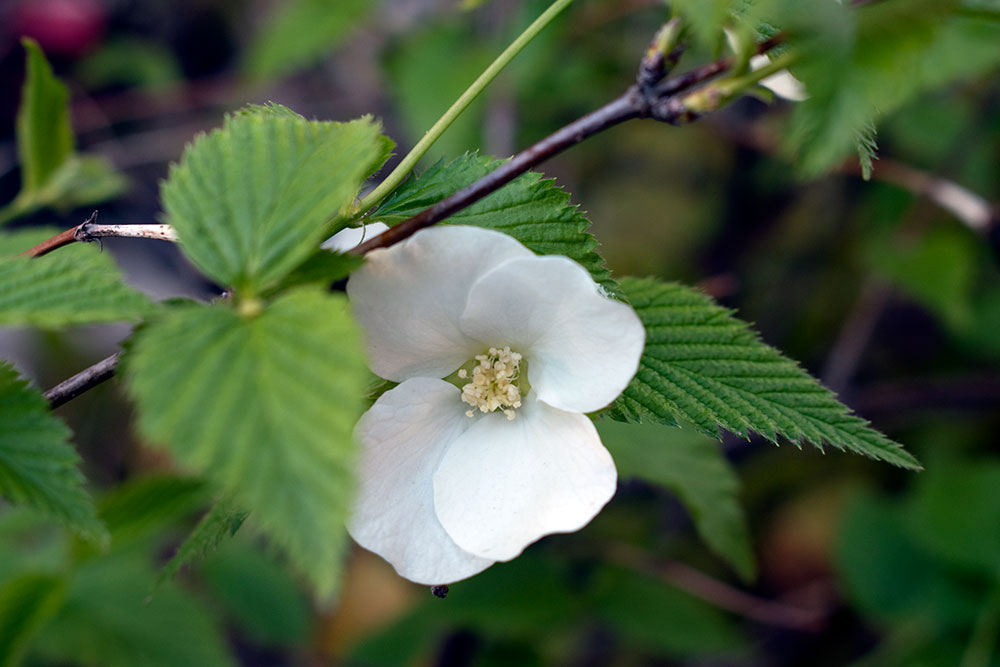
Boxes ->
[356,0,575,216]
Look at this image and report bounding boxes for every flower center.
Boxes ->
[457,346,526,421]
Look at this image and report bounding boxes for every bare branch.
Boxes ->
[45,353,121,409]
[606,543,833,632]
[20,226,78,258]
[21,211,178,259]
[846,159,997,233]
[76,222,178,244]
[709,118,1000,244]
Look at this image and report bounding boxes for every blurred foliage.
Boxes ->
[598,419,754,580]
[244,0,371,80]
[0,40,125,225]
[0,227,152,328]
[837,459,1000,667]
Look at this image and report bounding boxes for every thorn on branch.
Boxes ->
[72,210,101,243]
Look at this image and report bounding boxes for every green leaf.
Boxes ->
[0,573,65,667]
[0,43,127,226]
[161,109,390,294]
[156,499,247,587]
[610,277,919,469]
[905,460,1000,575]
[16,39,74,194]
[269,249,364,294]
[669,0,737,50]
[77,37,181,89]
[837,491,981,627]
[856,120,878,181]
[98,475,208,545]
[245,0,371,79]
[779,0,1000,175]
[125,287,368,596]
[0,229,152,328]
[0,363,107,544]
[32,554,234,667]
[597,419,755,580]
[33,155,128,211]
[0,510,68,586]
[373,153,618,296]
[865,224,977,331]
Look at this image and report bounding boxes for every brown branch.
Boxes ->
[352,93,644,255]
[45,352,120,409]
[21,227,79,258]
[22,212,178,259]
[606,543,833,632]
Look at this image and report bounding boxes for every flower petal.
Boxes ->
[347,226,534,382]
[459,255,644,413]
[349,377,495,585]
[751,55,808,101]
[433,396,617,561]
[321,222,389,252]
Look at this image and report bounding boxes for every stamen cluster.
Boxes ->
[459,346,523,420]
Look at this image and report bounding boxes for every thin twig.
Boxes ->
[709,118,1000,242]
[45,353,121,409]
[607,543,833,632]
[21,227,79,258]
[21,212,178,259]
[821,277,893,395]
[843,159,998,233]
[76,223,178,244]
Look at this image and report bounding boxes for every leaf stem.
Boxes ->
[355,0,576,216]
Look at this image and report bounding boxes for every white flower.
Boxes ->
[346,225,645,585]
[321,221,389,252]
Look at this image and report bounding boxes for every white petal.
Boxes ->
[348,377,495,585]
[433,396,617,561]
[750,54,808,101]
[459,255,645,414]
[347,226,534,382]
[321,222,389,252]
[724,30,807,102]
